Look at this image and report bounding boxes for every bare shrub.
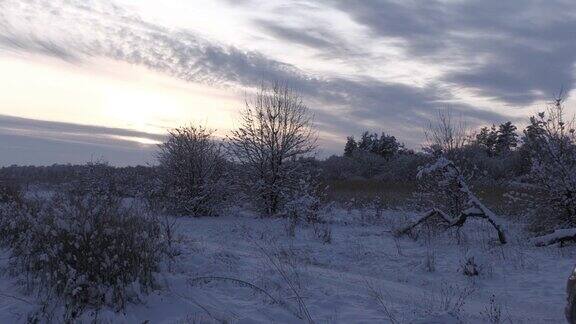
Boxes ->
[285,213,298,238]
[256,242,314,323]
[359,197,385,225]
[2,177,168,320]
[227,82,317,216]
[156,125,229,216]
[425,108,470,158]
[461,255,480,277]
[422,281,476,319]
[160,214,182,270]
[480,294,504,324]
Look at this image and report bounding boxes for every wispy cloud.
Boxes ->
[328,0,576,105]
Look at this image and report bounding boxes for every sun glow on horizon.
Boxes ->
[0,54,243,138]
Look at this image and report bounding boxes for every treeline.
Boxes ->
[327,118,531,184]
[1,89,575,232]
[0,163,155,196]
[0,111,553,193]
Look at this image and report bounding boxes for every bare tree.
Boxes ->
[425,108,469,157]
[156,125,228,216]
[227,82,317,216]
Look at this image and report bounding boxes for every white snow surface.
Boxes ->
[0,208,573,323]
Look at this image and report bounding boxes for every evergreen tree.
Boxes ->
[475,125,498,156]
[495,121,518,154]
[523,113,546,150]
[350,130,404,160]
[374,133,402,160]
[343,136,357,157]
[358,131,377,152]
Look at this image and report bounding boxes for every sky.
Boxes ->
[1,0,576,166]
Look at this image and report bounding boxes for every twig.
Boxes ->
[253,240,315,323]
[187,276,280,305]
[0,291,34,305]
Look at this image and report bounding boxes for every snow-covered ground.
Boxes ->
[0,208,573,323]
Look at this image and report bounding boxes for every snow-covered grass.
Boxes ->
[0,207,573,323]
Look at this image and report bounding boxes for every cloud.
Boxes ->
[255,19,339,51]
[0,0,308,88]
[305,76,512,149]
[0,0,532,161]
[327,0,576,105]
[0,115,160,166]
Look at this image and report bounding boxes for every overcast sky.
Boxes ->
[1,0,576,166]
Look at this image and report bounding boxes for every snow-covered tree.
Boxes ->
[227,82,317,216]
[524,96,576,230]
[156,125,228,216]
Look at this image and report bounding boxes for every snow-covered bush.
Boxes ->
[281,170,331,241]
[155,125,229,216]
[523,97,576,232]
[3,184,167,320]
[66,161,121,203]
[283,178,323,225]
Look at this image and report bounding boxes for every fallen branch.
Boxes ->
[396,208,453,236]
[533,228,576,247]
[399,157,507,244]
[461,205,507,245]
